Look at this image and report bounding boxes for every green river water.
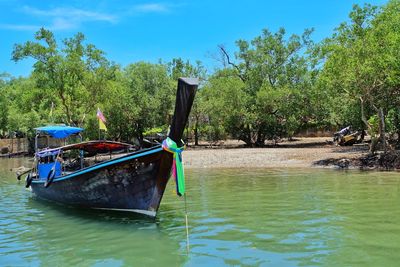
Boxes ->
[1,157,400,266]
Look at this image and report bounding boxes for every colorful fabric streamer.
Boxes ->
[162,137,185,196]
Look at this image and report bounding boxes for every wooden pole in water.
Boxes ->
[184,193,190,254]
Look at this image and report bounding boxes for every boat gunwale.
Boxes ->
[35,140,133,155]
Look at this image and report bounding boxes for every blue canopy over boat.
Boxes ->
[35,125,83,139]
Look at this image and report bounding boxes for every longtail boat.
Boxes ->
[25,78,197,217]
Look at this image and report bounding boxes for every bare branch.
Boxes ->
[205,50,227,68]
[218,45,246,82]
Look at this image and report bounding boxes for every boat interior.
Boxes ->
[34,140,136,180]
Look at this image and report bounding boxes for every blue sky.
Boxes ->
[0,0,388,77]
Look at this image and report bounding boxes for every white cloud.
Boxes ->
[22,6,117,23]
[50,18,77,31]
[3,2,178,31]
[4,6,118,31]
[133,3,170,13]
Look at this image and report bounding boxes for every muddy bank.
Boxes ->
[314,150,400,170]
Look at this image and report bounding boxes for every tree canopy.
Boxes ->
[2,0,400,151]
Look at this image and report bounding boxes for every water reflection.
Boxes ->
[175,169,400,266]
[0,160,186,266]
[1,158,400,266]
[1,196,186,266]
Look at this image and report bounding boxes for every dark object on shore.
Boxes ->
[313,158,354,169]
[1,146,9,154]
[1,151,28,158]
[359,150,400,170]
[24,78,197,217]
[333,127,365,146]
[314,150,400,170]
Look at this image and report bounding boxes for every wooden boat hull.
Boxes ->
[30,146,172,216]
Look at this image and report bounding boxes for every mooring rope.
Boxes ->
[184,193,190,254]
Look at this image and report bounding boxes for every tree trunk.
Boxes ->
[137,124,144,147]
[256,127,265,147]
[370,137,379,154]
[360,97,376,153]
[359,97,370,131]
[395,108,400,147]
[194,117,199,146]
[240,124,253,147]
[378,108,387,152]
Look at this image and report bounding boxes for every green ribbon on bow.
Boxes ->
[162,137,185,196]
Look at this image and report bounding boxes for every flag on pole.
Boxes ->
[96,108,107,131]
[49,102,54,120]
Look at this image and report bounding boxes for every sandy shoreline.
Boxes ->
[183,138,369,169]
[6,137,372,171]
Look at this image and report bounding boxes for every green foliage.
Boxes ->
[385,108,400,135]
[166,58,207,81]
[118,62,174,142]
[4,1,400,150]
[367,115,379,137]
[143,127,164,136]
[211,28,315,145]
[319,0,400,137]
[0,77,9,135]
[12,28,116,127]
[201,69,247,142]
